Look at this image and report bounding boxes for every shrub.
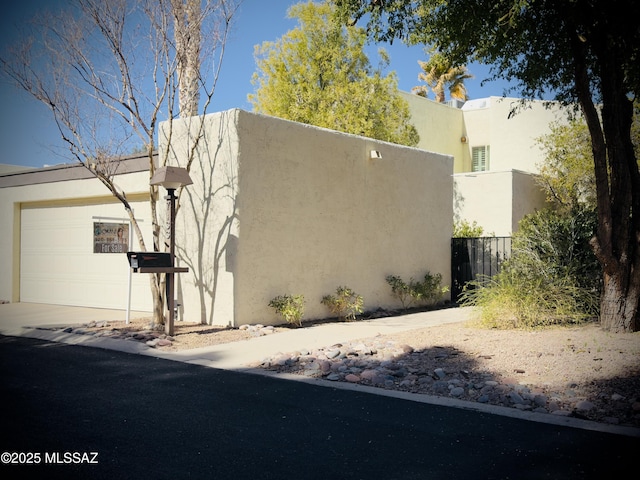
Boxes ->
[268,294,305,327]
[416,272,450,306]
[321,286,364,321]
[510,207,601,296]
[460,271,598,329]
[386,272,449,309]
[453,219,485,238]
[460,208,600,329]
[385,275,413,309]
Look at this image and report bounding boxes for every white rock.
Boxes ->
[575,400,595,411]
[450,387,465,397]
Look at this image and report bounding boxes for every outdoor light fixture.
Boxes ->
[149,166,193,336]
[150,166,193,190]
[370,150,382,159]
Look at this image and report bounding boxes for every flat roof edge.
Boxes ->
[0,154,153,188]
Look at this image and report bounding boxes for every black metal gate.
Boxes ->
[451,237,511,301]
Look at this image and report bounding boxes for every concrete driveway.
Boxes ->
[0,302,151,334]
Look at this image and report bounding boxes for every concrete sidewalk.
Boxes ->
[151,306,472,369]
[0,302,471,369]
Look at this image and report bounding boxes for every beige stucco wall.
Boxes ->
[462,97,570,174]
[511,170,549,228]
[403,94,570,175]
[375,94,565,238]
[163,109,454,327]
[401,92,467,173]
[0,163,154,310]
[453,170,548,236]
[160,111,240,327]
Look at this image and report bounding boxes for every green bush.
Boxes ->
[321,286,364,321]
[453,219,485,238]
[460,271,598,329]
[386,272,449,309]
[268,294,305,327]
[510,207,601,295]
[460,208,600,329]
[385,275,413,309]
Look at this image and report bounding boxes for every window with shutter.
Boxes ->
[472,146,490,172]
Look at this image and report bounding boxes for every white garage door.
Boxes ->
[20,201,153,311]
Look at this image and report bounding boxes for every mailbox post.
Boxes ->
[149,166,193,336]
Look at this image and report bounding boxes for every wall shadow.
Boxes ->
[173,112,238,325]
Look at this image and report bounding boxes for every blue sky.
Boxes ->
[0,0,511,168]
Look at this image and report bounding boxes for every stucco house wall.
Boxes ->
[511,170,549,227]
[162,109,454,326]
[462,97,570,174]
[403,94,563,235]
[453,170,547,237]
[400,92,466,173]
[403,94,570,176]
[159,111,240,326]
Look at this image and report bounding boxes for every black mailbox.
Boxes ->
[127,251,172,272]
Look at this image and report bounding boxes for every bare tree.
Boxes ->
[172,0,201,118]
[0,0,240,325]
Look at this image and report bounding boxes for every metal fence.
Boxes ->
[451,237,512,302]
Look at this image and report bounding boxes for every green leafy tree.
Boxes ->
[411,51,472,103]
[536,120,597,212]
[537,111,640,214]
[334,0,640,333]
[249,1,419,147]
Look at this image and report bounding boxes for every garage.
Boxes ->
[19,199,153,311]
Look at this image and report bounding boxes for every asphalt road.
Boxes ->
[1,335,637,480]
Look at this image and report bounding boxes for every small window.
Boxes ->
[472,146,490,172]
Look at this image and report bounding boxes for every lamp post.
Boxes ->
[150,166,193,335]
